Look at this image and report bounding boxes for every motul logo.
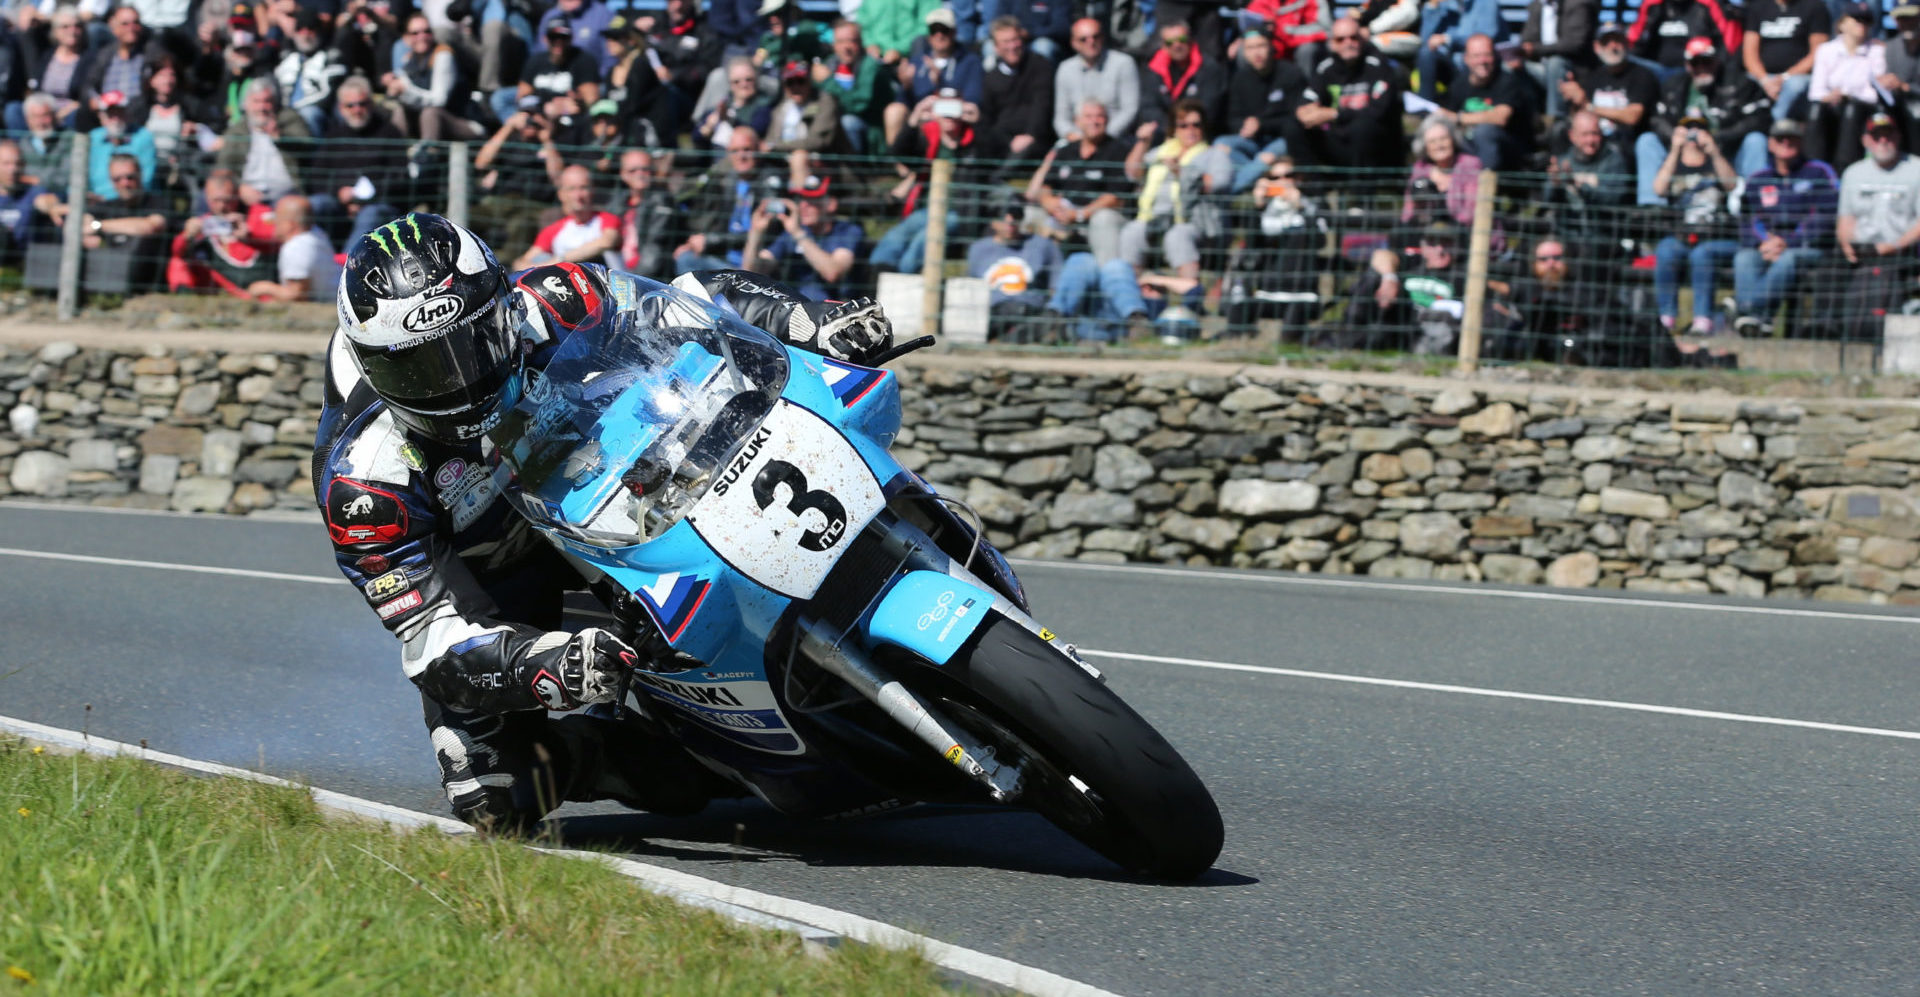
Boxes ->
[403,294,463,333]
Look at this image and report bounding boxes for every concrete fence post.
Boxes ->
[919,157,954,339]
[56,133,89,321]
[1457,170,1498,374]
[446,142,470,228]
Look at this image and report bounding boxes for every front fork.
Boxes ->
[796,618,1024,801]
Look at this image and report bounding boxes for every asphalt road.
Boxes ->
[5,501,1920,996]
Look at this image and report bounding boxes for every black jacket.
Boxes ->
[1223,58,1304,143]
[1649,62,1771,148]
[644,18,726,93]
[1523,0,1599,61]
[316,115,410,203]
[981,51,1056,151]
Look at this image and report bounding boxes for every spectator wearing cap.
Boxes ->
[884,8,983,146]
[1412,0,1503,103]
[247,194,340,302]
[1561,22,1661,158]
[272,7,347,136]
[1744,0,1830,121]
[10,5,89,132]
[79,4,153,124]
[1522,0,1598,117]
[608,148,678,277]
[601,15,679,147]
[1730,118,1838,332]
[743,172,863,300]
[675,125,785,271]
[856,0,944,66]
[313,75,403,250]
[537,0,618,74]
[1025,98,1130,262]
[472,107,567,254]
[1651,108,1742,334]
[874,85,988,274]
[1882,4,1920,151]
[208,17,269,127]
[216,77,311,207]
[86,89,153,199]
[979,16,1055,165]
[1117,96,1227,293]
[1139,20,1226,142]
[816,19,892,153]
[1293,17,1404,171]
[637,0,726,101]
[1428,33,1534,172]
[495,18,600,129]
[1808,3,1887,171]
[1635,36,1771,204]
[1054,19,1139,143]
[0,140,46,265]
[967,196,1065,341]
[1216,30,1305,193]
[1628,0,1743,80]
[580,98,648,171]
[755,0,829,77]
[35,151,169,256]
[694,54,773,149]
[384,13,485,143]
[1335,221,1470,353]
[1833,110,1920,337]
[755,59,850,153]
[514,163,622,271]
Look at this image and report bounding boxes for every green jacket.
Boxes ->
[857,0,943,57]
[819,54,891,123]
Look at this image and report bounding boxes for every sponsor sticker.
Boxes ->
[530,669,570,710]
[433,459,468,490]
[326,478,408,546]
[364,568,411,601]
[1038,628,1055,642]
[944,744,964,765]
[374,589,422,620]
[398,443,427,474]
[401,293,463,333]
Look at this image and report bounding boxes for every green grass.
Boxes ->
[0,739,947,995]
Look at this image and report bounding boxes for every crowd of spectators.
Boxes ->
[0,0,1917,358]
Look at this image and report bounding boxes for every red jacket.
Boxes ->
[1247,0,1328,59]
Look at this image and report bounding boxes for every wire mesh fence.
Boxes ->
[7,130,1913,374]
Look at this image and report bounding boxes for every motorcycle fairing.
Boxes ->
[866,570,997,666]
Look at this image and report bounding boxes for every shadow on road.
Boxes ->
[546,800,1257,887]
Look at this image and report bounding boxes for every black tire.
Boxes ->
[915,616,1224,880]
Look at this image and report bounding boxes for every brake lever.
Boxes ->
[863,335,937,367]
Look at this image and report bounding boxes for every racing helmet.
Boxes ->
[336,213,529,442]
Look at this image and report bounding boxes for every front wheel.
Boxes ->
[913,616,1224,880]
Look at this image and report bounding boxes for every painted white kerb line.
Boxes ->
[0,547,345,585]
[1013,557,1920,625]
[1082,648,1920,742]
[0,713,1123,997]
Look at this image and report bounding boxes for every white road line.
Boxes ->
[1083,648,1920,742]
[1015,558,1920,625]
[0,498,317,523]
[0,547,344,585]
[0,713,1124,997]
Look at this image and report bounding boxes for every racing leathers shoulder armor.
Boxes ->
[313,264,892,717]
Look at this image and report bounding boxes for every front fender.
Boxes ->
[866,569,997,666]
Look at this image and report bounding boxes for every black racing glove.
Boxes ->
[811,297,894,367]
[552,628,638,709]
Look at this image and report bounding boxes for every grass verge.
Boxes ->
[0,738,948,995]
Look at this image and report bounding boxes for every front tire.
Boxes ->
[914,616,1224,880]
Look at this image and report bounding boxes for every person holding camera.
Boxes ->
[471,103,566,255]
[1652,113,1742,334]
[742,173,864,301]
[675,126,784,272]
[1635,35,1771,205]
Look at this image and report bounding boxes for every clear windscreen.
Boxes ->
[492,276,789,547]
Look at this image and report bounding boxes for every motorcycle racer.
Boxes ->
[312,212,894,831]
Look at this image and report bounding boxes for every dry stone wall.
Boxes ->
[8,342,1920,604]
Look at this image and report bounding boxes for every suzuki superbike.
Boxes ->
[492,273,1223,879]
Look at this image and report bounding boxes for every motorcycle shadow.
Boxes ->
[543,800,1257,887]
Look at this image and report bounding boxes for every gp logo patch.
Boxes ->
[326,478,408,546]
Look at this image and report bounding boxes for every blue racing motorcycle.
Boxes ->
[492,273,1223,880]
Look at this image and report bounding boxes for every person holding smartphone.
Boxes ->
[1652,113,1742,334]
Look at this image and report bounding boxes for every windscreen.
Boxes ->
[492,275,790,547]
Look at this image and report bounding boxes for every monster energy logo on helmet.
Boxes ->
[365,214,426,257]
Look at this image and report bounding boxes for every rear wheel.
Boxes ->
[905,616,1223,880]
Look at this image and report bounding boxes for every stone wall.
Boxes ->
[8,342,1920,605]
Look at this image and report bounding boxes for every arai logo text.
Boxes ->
[402,294,463,333]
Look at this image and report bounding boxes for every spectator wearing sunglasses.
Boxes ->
[36,152,170,255]
[314,76,404,251]
[1294,16,1403,171]
[1139,20,1226,142]
[1054,18,1140,142]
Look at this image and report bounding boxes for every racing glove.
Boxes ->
[808,297,894,367]
[550,628,638,709]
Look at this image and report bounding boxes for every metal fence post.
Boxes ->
[56,134,89,321]
[446,141,470,228]
[919,157,954,339]
[1457,170,1498,373]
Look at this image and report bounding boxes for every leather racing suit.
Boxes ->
[312,265,891,829]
